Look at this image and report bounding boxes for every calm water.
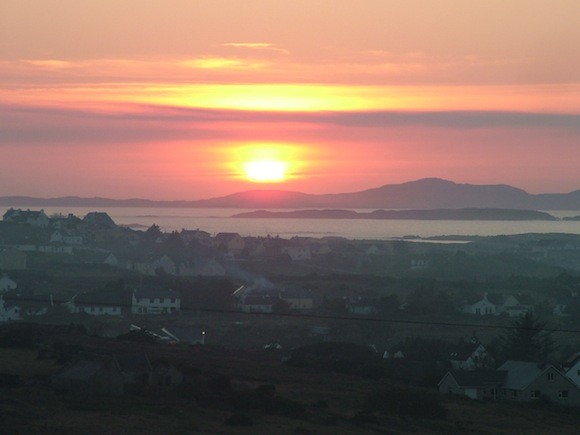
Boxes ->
[3,206,580,240]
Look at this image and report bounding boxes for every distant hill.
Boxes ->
[232,208,558,221]
[2,178,580,210]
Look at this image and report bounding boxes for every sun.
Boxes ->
[243,159,287,183]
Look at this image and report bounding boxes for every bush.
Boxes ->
[364,386,447,419]
[224,413,253,426]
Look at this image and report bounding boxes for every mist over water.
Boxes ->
[3,206,580,240]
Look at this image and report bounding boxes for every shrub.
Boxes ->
[364,386,447,419]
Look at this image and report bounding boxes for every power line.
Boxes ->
[3,294,580,334]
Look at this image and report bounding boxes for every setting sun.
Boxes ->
[244,159,287,182]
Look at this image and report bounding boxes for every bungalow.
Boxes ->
[72,291,125,316]
[239,294,278,313]
[280,288,314,311]
[438,370,506,400]
[131,288,180,315]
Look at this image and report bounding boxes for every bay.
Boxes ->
[3,206,580,240]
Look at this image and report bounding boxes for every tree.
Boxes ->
[500,312,557,362]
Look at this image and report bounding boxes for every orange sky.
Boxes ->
[1,1,580,199]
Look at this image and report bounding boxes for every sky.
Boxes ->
[1,0,580,200]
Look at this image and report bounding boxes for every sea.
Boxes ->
[3,206,580,240]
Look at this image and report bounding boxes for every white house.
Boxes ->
[71,291,125,316]
[0,295,21,322]
[281,246,312,261]
[131,289,180,315]
[463,294,497,315]
[50,230,84,245]
[0,275,17,292]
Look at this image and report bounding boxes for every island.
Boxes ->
[231,208,559,221]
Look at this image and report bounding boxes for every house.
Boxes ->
[82,211,116,229]
[178,258,226,277]
[462,293,497,315]
[52,359,124,396]
[239,294,278,313]
[180,229,212,245]
[153,361,184,386]
[71,291,125,316]
[50,230,84,245]
[0,295,21,322]
[497,360,580,406]
[347,298,379,315]
[439,361,580,406]
[438,370,506,400]
[116,352,154,386]
[2,208,49,227]
[281,245,312,261]
[448,341,493,370]
[131,255,177,276]
[50,213,82,230]
[280,288,314,311]
[564,352,580,387]
[214,232,245,254]
[131,288,180,315]
[488,294,534,317]
[37,244,73,255]
[0,248,27,270]
[0,275,17,292]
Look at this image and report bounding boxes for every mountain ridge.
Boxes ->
[1,178,580,210]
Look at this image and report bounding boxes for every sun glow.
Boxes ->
[229,143,305,184]
[244,160,287,182]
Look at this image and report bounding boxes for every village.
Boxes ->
[1,208,580,431]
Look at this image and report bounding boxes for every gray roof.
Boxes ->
[75,290,125,307]
[444,370,506,387]
[134,288,179,300]
[497,360,546,390]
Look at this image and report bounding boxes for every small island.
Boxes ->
[232,208,559,221]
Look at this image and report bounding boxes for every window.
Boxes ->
[530,390,540,399]
[558,390,569,399]
[546,372,555,381]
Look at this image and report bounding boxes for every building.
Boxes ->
[498,360,580,405]
[131,288,180,315]
[440,361,580,406]
[438,370,506,400]
[2,208,49,227]
[71,291,125,316]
